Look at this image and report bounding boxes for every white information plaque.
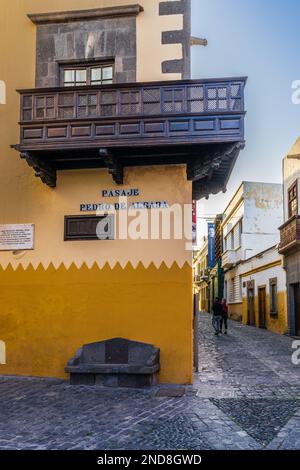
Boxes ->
[0,224,34,251]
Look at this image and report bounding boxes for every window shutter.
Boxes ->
[64,215,114,241]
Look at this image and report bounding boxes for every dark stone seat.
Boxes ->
[65,337,160,388]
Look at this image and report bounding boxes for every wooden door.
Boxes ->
[247,289,255,326]
[258,287,266,329]
[294,284,300,336]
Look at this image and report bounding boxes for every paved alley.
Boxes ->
[0,313,300,450]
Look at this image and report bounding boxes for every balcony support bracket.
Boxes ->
[20,151,57,188]
[190,142,244,200]
[187,142,243,182]
[99,148,123,185]
[13,78,246,195]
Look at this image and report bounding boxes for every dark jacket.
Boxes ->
[212,302,223,316]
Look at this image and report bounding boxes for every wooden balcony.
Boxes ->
[279,216,300,254]
[13,77,246,198]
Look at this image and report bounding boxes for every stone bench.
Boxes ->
[65,337,160,388]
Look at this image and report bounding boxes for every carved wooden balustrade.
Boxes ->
[279,216,300,254]
[13,77,246,198]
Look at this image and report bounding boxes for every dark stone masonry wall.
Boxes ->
[285,251,300,335]
[34,1,191,86]
[35,17,137,87]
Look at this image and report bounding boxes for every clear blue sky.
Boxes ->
[191,0,300,242]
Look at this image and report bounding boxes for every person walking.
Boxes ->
[220,298,229,334]
[212,297,223,336]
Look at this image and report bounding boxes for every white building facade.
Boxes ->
[241,245,287,333]
[222,182,283,321]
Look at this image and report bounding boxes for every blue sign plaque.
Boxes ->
[208,223,216,268]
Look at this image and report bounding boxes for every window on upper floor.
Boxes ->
[238,219,243,246]
[230,231,234,250]
[229,278,235,303]
[224,218,243,253]
[288,180,298,219]
[60,62,114,87]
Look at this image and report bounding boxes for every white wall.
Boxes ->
[241,246,286,298]
[222,182,283,301]
[223,182,283,261]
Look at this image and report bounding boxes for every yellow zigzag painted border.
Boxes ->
[0,260,192,273]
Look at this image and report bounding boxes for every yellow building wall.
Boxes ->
[200,291,209,313]
[242,291,287,334]
[241,255,288,335]
[0,165,192,270]
[0,164,193,384]
[0,1,193,383]
[228,303,243,322]
[0,0,183,92]
[0,262,193,384]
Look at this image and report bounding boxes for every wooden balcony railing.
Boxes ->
[16,77,246,150]
[13,77,246,193]
[279,215,300,254]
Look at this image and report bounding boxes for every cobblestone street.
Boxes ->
[0,313,300,450]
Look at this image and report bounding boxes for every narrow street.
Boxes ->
[0,314,300,450]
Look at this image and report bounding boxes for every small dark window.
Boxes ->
[269,278,278,316]
[64,215,114,241]
[288,180,298,219]
[61,62,114,87]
